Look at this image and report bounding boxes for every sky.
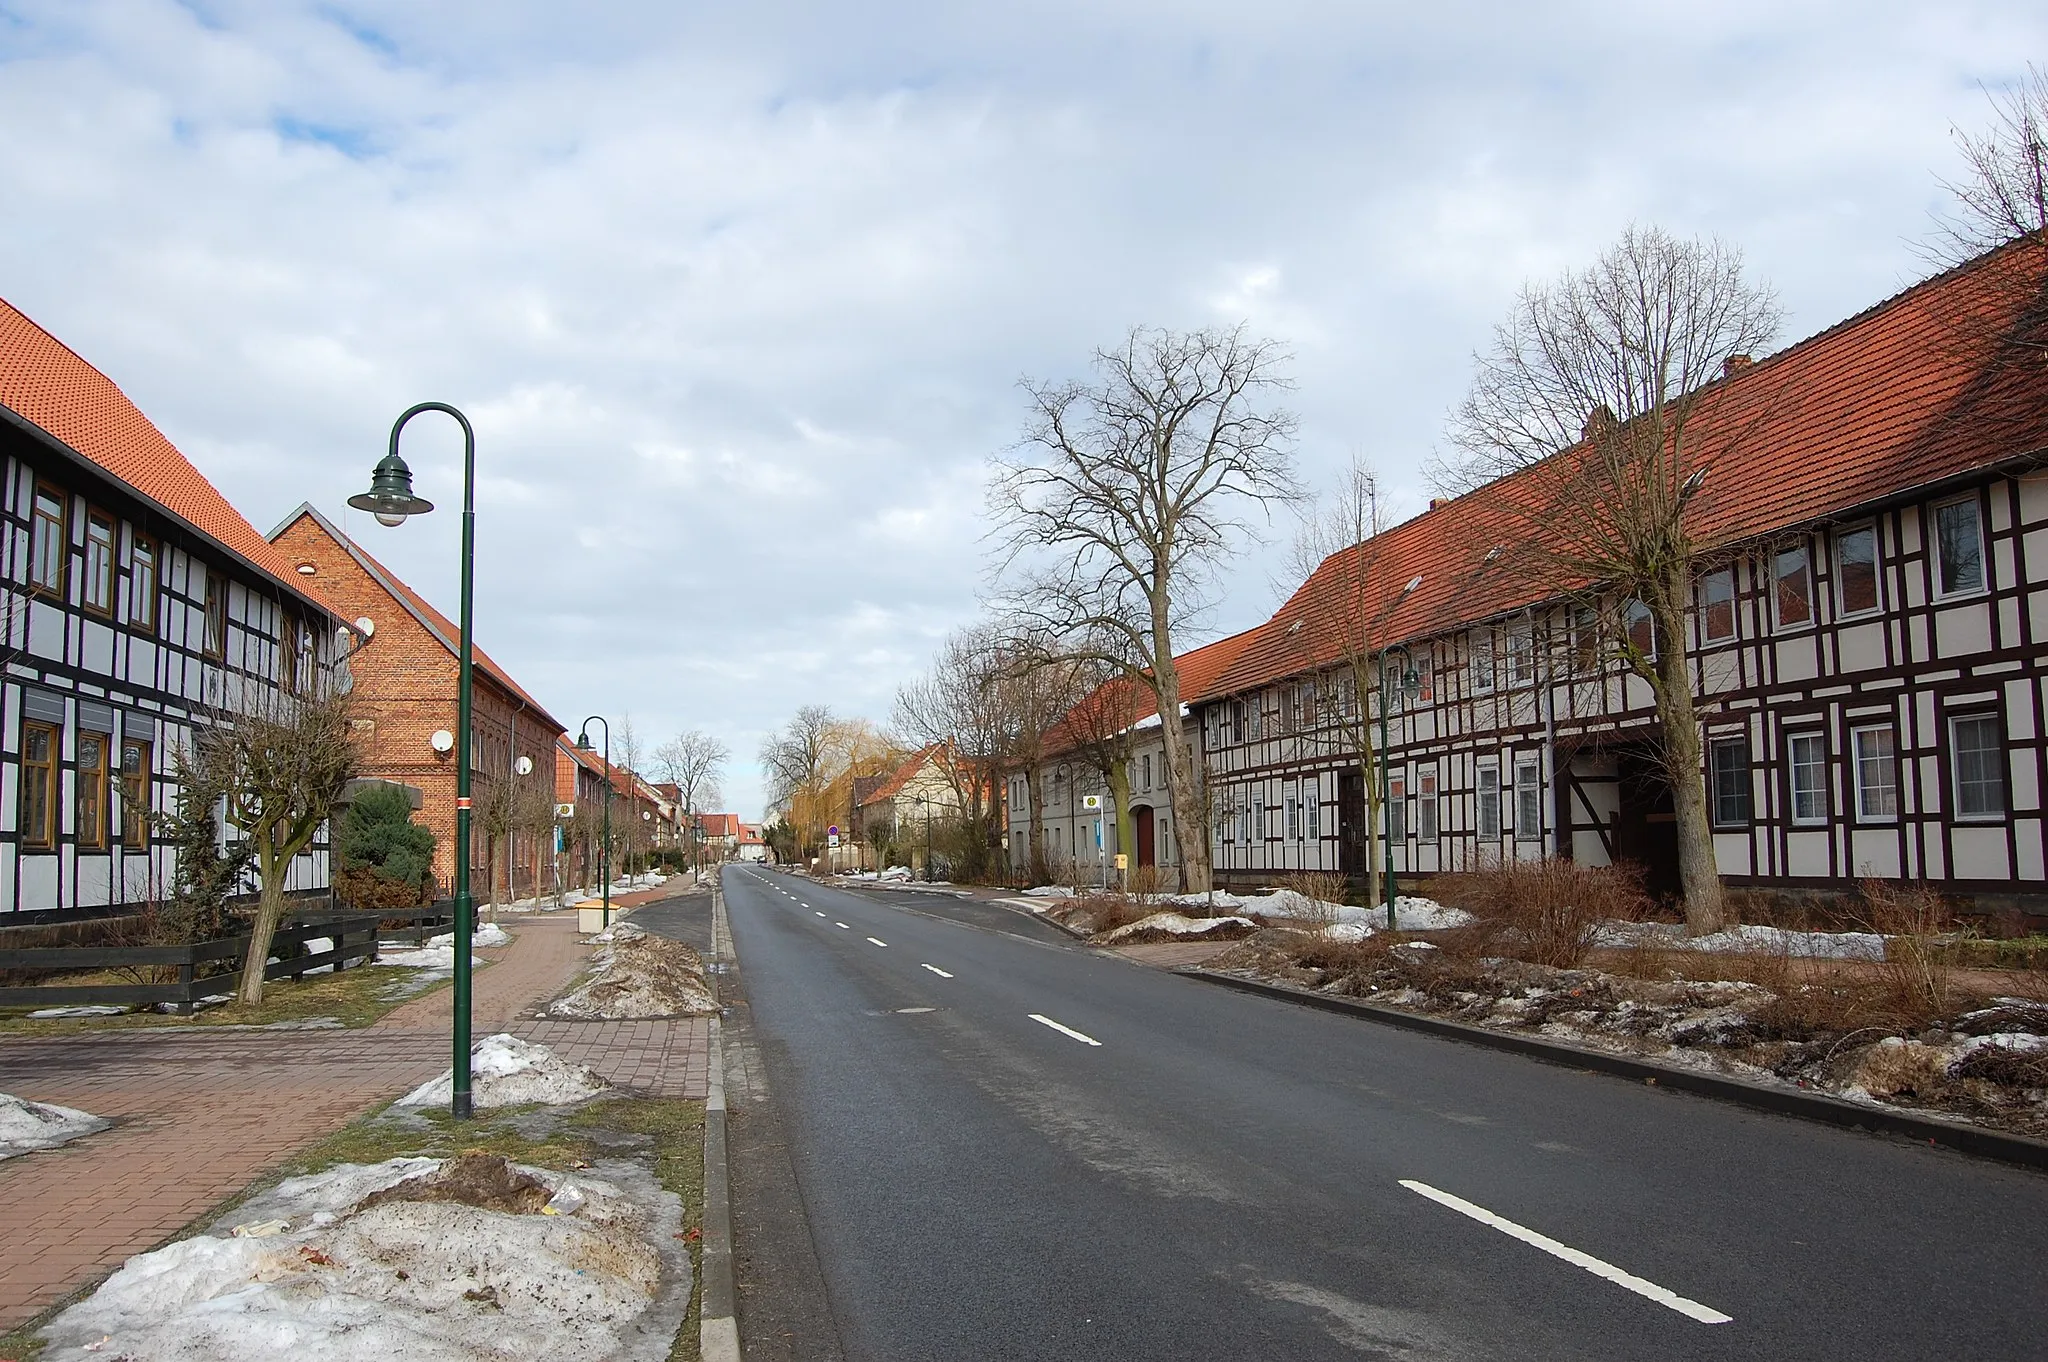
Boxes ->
[1,1,2042,818]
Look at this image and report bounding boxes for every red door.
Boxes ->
[1133,805,1156,868]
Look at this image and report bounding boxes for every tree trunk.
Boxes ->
[238,840,290,1006]
[1105,757,1134,890]
[1150,596,1213,894]
[1650,569,1728,935]
[1027,769,1048,885]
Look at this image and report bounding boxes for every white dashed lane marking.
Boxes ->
[1398,1180,1732,1325]
[1028,1014,1102,1047]
[921,964,954,978]
[835,922,850,929]
[867,937,889,947]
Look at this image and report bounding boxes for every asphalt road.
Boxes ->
[720,865,2048,1362]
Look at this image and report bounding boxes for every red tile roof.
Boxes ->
[1045,627,1261,755]
[1207,243,2048,701]
[859,744,945,806]
[0,295,344,619]
[271,504,567,735]
[698,813,741,837]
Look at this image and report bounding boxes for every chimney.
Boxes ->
[1580,404,1617,441]
[1723,354,1753,379]
[1428,497,1448,511]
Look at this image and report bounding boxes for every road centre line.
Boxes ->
[835,922,850,929]
[921,964,953,978]
[867,937,889,947]
[1028,1014,1102,1047]
[1398,1180,1732,1325]
[815,911,827,917]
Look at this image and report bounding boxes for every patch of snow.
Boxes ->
[41,1154,686,1362]
[372,945,484,976]
[0,1093,109,1159]
[426,922,513,949]
[28,1004,128,1018]
[396,1035,609,1110]
[1021,885,1074,898]
[1593,920,1887,960]
[1948,1032,2048,1074]
[547,932,716,1020]
[1313,898,1476,940]
[1095,912,1257,944]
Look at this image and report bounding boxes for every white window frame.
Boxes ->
[1787,731,1828,826]
[1387,772,1406,840]
[1469,632,1496,693]
[1304,782,1319,841]
[1950,713,2005,821]
[1773,542,1813,630]
[1418,768,1438,841]
[1850,724,1899,822]
[1507,625,1535,687]
[1476,766,1501,839]
[1708,735,1751,828]
[1514,756,1542,842]
[1700,567,1737,643]
[1932,496,1987,599]
[1285,791,1300,841]
[1833,523,1882,618]
[1623,599,1657,661]
[1252,793,1265,843]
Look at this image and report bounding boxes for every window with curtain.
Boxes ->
[1951,715,2004,820]
[1788,732,1828,824]
[1851,726,1899,820]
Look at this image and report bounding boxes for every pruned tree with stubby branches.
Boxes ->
[989,324,1300,894]
[1434,224,1782,935]
[198,686,361,1004]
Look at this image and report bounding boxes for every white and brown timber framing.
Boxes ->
[1191,242,2048,912]
[0,297,346,922]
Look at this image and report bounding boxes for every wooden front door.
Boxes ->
[1133,805,1156,868]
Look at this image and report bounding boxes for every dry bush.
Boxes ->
[1860,879,1959,1022]
[1424,860,1649,968]
[1127,865,1163,898]
[1277,871,1346,927]
[1053,858,1093,891]
[1069,893,1155,935]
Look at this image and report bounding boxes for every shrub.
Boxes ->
[1860,878,1961,1024]
[1277,871,1346,926]
[336,784,436,907]
[1423,859,1649,969]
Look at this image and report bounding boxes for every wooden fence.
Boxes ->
[0,912,386,1014]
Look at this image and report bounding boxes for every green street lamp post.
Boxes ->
[350,402,475,1119]
[1379,645,1419,931]
[577,717,613,928]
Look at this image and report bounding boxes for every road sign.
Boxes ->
[1081,794,1102,810]
[555,803,575,819]
[829,824,840,835]
[828,833,840,848]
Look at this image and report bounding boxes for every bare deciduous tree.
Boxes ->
[989,324,1300,893]
[1435,224,1782,935]
[198,687,361,1004]
[656,730,730,871]
[894,626,1015,882]
[1283,456,1406,905]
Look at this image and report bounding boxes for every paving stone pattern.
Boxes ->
[0,904,709,1332]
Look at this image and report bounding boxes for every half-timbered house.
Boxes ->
[0,299,347,921]
[1196,245,2048,911]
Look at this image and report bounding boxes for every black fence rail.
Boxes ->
[371,902,456,947]
[0,913,385,1015]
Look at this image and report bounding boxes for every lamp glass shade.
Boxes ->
[576,731,592,750]
[348,452,435,525]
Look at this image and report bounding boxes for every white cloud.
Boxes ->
[1,0,2042,815]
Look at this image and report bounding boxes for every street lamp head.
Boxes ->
[348,452,435,526]
[576,730,592,751]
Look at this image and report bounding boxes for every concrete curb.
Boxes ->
[1180,968,2048,1172]
[990,899,1094,941]
[701,881,742,1362]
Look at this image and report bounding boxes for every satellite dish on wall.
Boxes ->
[355,617,376,638]
[514,756,534,776]
[430,729,455,754]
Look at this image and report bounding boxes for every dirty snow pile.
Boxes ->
[398,1034,609,1110]
[1096,912,1260,945]
[426,922,514,949]
[1021,885,1074,898]
[0,1093,109,1159]
[1592,920,1889,961]
[36,1150,687,1362]
[547,925,718,1020]
[372,941,486,976]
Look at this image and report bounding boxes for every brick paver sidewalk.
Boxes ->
[0,905,710,1333]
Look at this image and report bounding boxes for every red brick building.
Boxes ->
[269,505,566,903]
